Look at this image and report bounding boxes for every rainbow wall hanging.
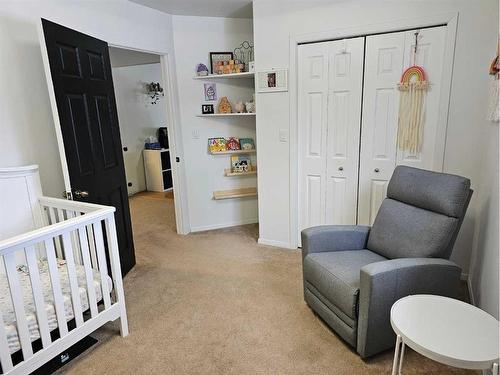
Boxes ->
[397,65,429,153]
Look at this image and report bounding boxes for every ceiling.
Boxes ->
[129,0,253,19]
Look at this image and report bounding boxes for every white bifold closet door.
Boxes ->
[357,27,447,225]
[298,38,364,240]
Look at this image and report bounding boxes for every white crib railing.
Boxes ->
[0,197,128,375]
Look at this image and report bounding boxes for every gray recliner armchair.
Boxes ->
[301,166,472,358]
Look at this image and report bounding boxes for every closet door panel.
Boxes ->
[326,37,364,225]
[396,27,446,170]
[358,32,405,225]
[298,42,329,238]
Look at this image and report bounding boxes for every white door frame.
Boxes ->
[37,20,190,235]
[289,12,459,249]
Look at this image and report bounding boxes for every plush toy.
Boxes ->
[235,101,245,113]
[245,100,255,113]
[218,97,232,113]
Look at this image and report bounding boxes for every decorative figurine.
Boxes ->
[218,97,232,113]
[235,101,245,113]
[245,100,255,113]
[196,63,209,76]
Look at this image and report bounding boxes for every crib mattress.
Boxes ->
[0,259,113,354]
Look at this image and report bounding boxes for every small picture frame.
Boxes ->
[210,52,234,74]
[257,69,288,93]
[202,104,214,114]
[204,83,217,101]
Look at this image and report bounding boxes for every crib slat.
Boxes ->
[0,310,13,372]
[25,247,51,349]
[66,211,83,265]
[44,239,68,337]
[48,207,63,258]
[77,227,98,318]
[61,233,84,327]
[86,224,98,269]
[4,252,33,360]
[92,223,111,309]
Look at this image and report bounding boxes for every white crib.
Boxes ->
[0,166,128,374]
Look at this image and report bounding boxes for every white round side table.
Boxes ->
[390,295,499,375]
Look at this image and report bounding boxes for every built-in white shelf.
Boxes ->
[213,187,257,200]
[209,149,256,155]
[197,112,256,117]
[224,167,257,177]
[193,72,254,80]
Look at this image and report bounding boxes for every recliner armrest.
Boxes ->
[356,258,462,358]
[301,225,370,260]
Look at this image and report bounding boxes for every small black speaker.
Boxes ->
[158,127,169,149]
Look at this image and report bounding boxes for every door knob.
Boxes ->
[374,168,380,173]
[74,190,89,198]
[338,166,344,171]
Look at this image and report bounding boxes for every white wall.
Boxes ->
[109,46,160,67]
[253,0,499,275]
[172,15,257,231]
[112,63,167,195]
[0,0,177,198]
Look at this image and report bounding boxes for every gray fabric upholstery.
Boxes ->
[300,166,472,358]
[387,166,471,217]
[303,250,386,320]
[301,225,370,260]
[357,258,462,357]
[367,199,459,259]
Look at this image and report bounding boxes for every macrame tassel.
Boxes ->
[397,78,428,153]
[487,79,499,122]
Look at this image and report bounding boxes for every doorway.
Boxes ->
[109,46,177,231]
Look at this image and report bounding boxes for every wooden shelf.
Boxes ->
[209,149,256,155]
[197,112,255,117]
[193,72,254,80]
[224,167,257,177]
[213,187,257,200]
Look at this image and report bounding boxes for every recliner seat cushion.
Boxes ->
[367,199,458,259]
[303,250,386,320]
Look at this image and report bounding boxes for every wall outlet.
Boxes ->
[279,129,288,143]
[192,129,200,139]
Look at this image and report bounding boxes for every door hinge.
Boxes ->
[62,191,73,200]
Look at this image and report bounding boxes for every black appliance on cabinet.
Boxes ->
[158,127,169,149]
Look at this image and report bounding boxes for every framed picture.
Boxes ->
[257,69,288,92]
[202,104,214,114]
[210,52,233,74]
[239,138,255,151]
[204,83,217,101]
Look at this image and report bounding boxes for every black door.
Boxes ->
[42,19,135,275]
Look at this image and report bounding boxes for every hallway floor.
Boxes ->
[58,192,477,374]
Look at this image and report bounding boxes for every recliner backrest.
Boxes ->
[367,166,472,260]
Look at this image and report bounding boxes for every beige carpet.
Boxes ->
[58,192,477,374]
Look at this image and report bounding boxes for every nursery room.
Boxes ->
[0,0,498,374]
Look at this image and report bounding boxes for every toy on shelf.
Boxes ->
[235,101,245,113]
[245,100,255,113]
[196,63,209,76]
[218,96,232,113]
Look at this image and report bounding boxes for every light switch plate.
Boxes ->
[279,129,288,142]
[192,128,200,139]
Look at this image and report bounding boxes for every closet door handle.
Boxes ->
[338,166,344,171]
[374,168,380,173]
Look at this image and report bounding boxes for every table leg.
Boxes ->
[398,342,405,374]
[391,335,402,375]
[492,363,498,375]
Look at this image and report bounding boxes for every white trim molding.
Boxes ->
[190,218,258,233]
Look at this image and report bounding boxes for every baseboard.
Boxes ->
[190,218,258,233]
[257,238,295,249]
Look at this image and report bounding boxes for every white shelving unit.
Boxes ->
[193,71,254,80]
[143,149,173,192]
